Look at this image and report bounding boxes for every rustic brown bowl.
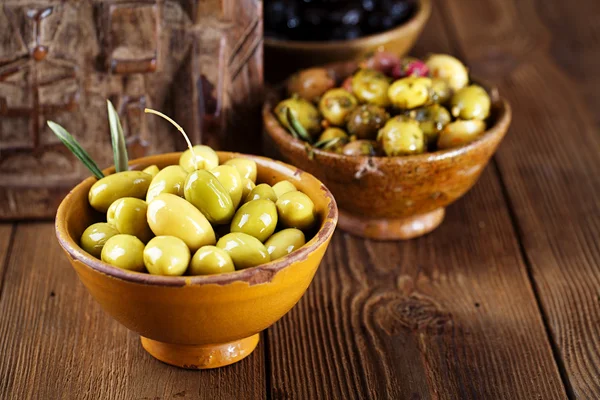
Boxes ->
[263,62,512,240]
[264,0,432,83]
[55,152,337,369]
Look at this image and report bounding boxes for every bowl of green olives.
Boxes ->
[55,149,337,369]
[263,52,511,240]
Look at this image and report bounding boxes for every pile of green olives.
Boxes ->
[80,147,317,276]
[276,53,493,156]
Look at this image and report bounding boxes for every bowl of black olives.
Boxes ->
[263,52,512,240]
[264,0,431,82]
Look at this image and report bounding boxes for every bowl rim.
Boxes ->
[264,0,432,50]
[55,152,338,287]
[263,71,512,164]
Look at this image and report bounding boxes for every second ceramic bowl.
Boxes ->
[263,62,512,240]
[55,152,337,369]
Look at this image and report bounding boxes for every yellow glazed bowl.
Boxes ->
[55,152,338,369]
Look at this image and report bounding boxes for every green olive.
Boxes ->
[224,158,258,183]
[426,54,469,92]
[231,199,278,242]
[351,69,391,107]
[388,76,432,109]
[265,229,306,260]
[184,169,234,225]
[274,97,322,138]
[88,171,152,213]
[241,178,256,200]
[276,191,316,230]
[342,140,378,156]
[286,67,335,102]
[272,180,297,199]
[189,245,235,275]
[410,104,452,146]
[318,88,358,126]
[216,232,270,270]
[147,193,216,251]
[107,197,153,243]
[146,165,187,203]
[211,165,243,208]
[316,128,348,152]
[377,118,425,156]
[142,165,160,178]
[244,183,277,203]
[430,78,452,104]
[143,236,190,276]
[437,120,486,149]
[450,85,491,120]
[80,222,120,258]
[346,104,389,140]
[179,145,219,173]
[101,234,145,272]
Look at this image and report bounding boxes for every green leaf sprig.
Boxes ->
[107,100,129,172]
[47,121,105,179]
[285,107,313,143]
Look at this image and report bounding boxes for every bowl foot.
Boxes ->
[140,334,260,369]
[338,208,445,240]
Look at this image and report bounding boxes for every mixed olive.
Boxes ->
[81,146,317,276]
[276,53,493,156]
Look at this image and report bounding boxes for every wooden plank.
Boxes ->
[0,223,266,400]
[0,224,15,290]
[266,3,566,399]
[440,0,600,397]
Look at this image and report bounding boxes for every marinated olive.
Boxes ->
[241,178,256,200]
[231,199,278,242]
[211,165,243,208]
[351,69,391,107]
[346,104,389,139]
[395,57,430,78]
[274,97,322,138]
[101,234,145,272]
[437,120,486,149]
[450,85,491,121]
[224,158,258,183]
[189,245,235,275]
[179,145,219,173]
[388,76,432,109]
[272,180,297,199]
[143,236,190,276]
[146,165,187,203]
[276,191,316,230]
[342,140,378,156]
[89,171,152,213]
[316,128,348,152]
[360,51,401,77]
[244,183,277,203]
[142,165,160,178]
[216,232,270,270]
[147,193,216,251]
[80,222,119,258]
[287,68,335,102]
[426,54,469,92]
[430,78,452,104]
[265,228,306,260]
[318,88,358,126]
[184,169,234,225]
[107,197,153,243]
[410,104,452,146]
[377,118,425,156]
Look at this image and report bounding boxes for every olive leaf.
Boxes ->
[47,121,105,179]
[285,107,313,143]
[107,100,129,172]
[313,136,342,150]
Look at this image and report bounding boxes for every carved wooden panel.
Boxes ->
[0,0,263,219]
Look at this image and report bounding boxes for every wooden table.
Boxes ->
[1,0,598,398]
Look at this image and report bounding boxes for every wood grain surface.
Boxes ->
[0,0,598,399]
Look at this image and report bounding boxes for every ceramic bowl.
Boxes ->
[264,0,432,83]
[263,62,512,240]
[55,152,337,369]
